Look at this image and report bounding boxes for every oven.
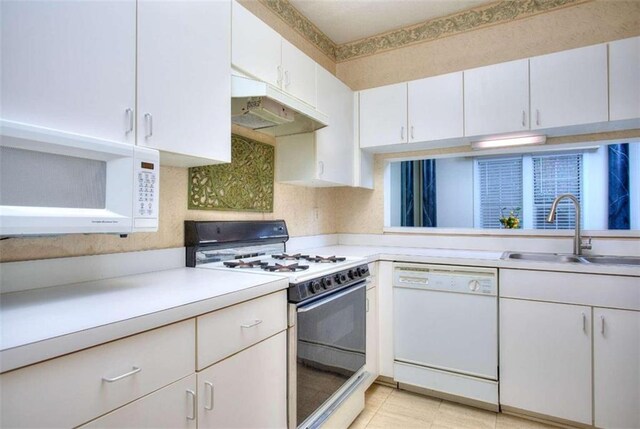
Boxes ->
[288,279,367,429]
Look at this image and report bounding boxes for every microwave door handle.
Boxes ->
[297,281,367,313]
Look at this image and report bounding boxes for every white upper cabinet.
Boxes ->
[231,1,316,108]
[464,59,530,137]
[359,83,408,148]
[1,0,136,144]
[282,39,317,108]
[231,0,281,88]
[593,308,640,429]
[408,72,463,142]
[530,44,608,130]
[137,0,231,166]
[609,36,640,121]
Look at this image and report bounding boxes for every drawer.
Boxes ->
[80,374,197,429]
[197,290,286,370]
[1,320,195,428]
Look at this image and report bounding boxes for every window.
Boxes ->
[476,157,523,229]
[532,153,583,229]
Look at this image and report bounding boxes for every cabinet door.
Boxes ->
[594,308,640,429]
[359,83,408,148]
[530,44,608,129]
[365,286,379,383]
[1,0,136,143]
[500,299,592,424]
[408,72,463,142]
[282,39,317,107]
[609,37,640,121]
[198,332,287,428]
[231,1,282,87]
[80,375,197,429]
[316,67,354,185]
[137,0,231,165]
[464,59,529,136]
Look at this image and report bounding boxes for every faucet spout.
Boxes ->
[546,193,585,255]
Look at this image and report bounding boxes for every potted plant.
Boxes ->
[499,207,521,229]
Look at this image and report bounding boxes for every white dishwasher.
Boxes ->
[393,263,498,409]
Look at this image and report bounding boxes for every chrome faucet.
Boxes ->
[546,193,592,255]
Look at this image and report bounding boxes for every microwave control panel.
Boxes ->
[133,148,159,232]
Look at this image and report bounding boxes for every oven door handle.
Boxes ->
[297,280,368,313]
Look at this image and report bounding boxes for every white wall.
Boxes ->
[436,157,474,228]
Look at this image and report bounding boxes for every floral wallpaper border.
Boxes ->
[258,0,592,63]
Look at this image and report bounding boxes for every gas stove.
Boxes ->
[185,220,369,303]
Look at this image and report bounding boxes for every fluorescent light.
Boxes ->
[471,135,547,150]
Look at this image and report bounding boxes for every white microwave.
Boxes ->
[0,120,159,236]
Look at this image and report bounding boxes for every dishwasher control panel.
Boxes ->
[393,264,497,296]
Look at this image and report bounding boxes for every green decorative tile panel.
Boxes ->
[188,135,274,212]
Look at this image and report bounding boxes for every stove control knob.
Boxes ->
[321,277,332,289]
[358,266,368,276]
[468,280,480,292]
[311,281,321,293]
[348,270,355,280]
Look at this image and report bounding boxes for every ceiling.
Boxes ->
[288,0,493,45]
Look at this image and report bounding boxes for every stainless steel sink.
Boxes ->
[502,252,640,266]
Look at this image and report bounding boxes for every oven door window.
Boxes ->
[296,283,366,426]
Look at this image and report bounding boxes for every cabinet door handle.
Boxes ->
[582,312,587,333]
[186,390,196,420]
[536,109,540,126]
[401,126,405,141]
[144,113,153,138]
[125,108,134,134]
[241,319,262,329]
[366,298,370,313]
[521,110,526,127]
[285,70,290,87]
[204,381,214,411]
[410,126,414,140]
[600,315,605,335]
[277,65,283,86]
[102,366,141,383]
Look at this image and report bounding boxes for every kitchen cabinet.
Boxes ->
[377,262,395,379]
[359,83,408,149]
[593,308,640,429]
[500,299,592,425]
[365,275,379,387]
[408,72,463,142]
[353,93,375,189]
[1,0,136,144]
[276,67,354,186]
[464,59,529,137]
[609,36,640,121]
[80,375,197,429]
[231,1,317,108]
[530,44,608,130]
[197,332,287,429]
[137,0,231,166]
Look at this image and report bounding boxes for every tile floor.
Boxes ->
[349,384,559,429]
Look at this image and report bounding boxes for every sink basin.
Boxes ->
[503,252,582,263]
[502,252,640,266]
[581,256,640,266]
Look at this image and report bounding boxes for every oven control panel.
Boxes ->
[288,264,370,303]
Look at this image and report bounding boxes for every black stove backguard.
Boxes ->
[184,220,289,267]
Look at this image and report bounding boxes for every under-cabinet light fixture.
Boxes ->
[471,135,547,150]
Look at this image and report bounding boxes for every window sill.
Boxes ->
[382,227,640,238]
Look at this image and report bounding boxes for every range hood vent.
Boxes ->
[231,75,328,137]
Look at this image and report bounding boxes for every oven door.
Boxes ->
[295,281,366,427]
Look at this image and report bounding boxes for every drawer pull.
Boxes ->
[186,390,196,420]
[241,319,262,329]
[204,381,214,410]
[102,366,141,383]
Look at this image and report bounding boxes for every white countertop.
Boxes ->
[297,245,640,277]
[0,268,288,372]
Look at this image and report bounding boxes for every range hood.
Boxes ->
[231,75,328,137]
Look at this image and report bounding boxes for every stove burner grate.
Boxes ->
[223,260,268,269]
[263,263,309,272]
[272,253,303,261]
[303,255,347,263]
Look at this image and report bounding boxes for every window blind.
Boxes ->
[532,153,583,229]
[477,157,523,228]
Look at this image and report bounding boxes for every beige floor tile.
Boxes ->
[365,384,394,411]
[496,413,559,429]
[350,407,377,429]
[366,407,433,429]
[365,389,441,428]
[431,400,497,429]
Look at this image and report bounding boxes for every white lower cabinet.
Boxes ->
[80,374,197,429]
[594,308,640,429]
[365,280,379,386]
[197,331,287,428]
[499,298,592,425]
